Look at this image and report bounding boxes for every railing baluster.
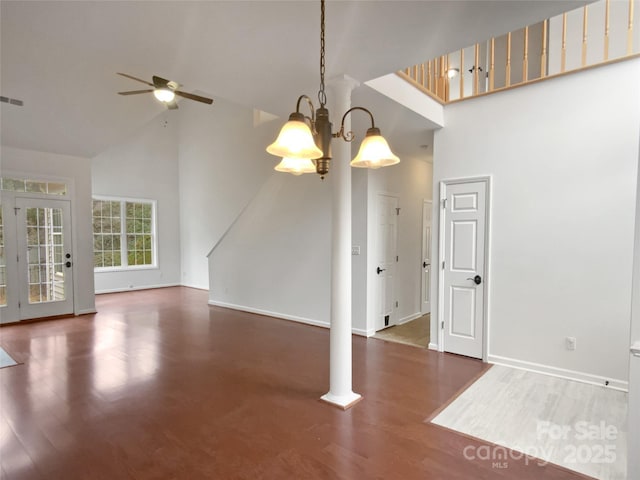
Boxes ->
[541,20,548,78]
[628,0,635,55]
[604,0,610,60]
[474,44,480,94]
[427,61,433,93]
[421,63,425,88]
[523,26,529,82]
[561,13,567,72]
[460,49,465,99]
[582,6,589,67]
[445,55,450,102]
[489,38,495,91]
[506,32,512,87]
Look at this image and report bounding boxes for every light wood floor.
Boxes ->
[0,287,588,479]
[432,365,628,480]
[373,314,430,348]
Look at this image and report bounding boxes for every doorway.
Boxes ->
[1,195,74,323]
[438,177,490,359]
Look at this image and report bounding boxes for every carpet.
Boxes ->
[373,314,430,348]
[0,346,19,368]
[430,365,627,480]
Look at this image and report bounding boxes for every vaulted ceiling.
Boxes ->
[1,1,587,159]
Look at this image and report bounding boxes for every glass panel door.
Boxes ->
[16,198,73,320]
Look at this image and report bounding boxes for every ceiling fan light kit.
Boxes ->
[266,0,399,178]
[117,72,213,109]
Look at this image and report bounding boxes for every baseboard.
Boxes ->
[76,308,97,315]
[208,300,330,330]
[208,300,372,336]
[95,283,181,294]
[180,283,209,291]
[428,342,439,351]
[397,312,422,325]
[487,354,629,392]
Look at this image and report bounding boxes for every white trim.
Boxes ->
[437,175,492,361]
[208,300,329,329]
[76,308,97,315]
[95,283,180,294]
[488,354,629,392]
[208,300,371,336]
[397,311,422,325]
[181,283,209,291]
[428,342,439,351]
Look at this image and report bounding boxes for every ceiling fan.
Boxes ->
[117,72,213,109]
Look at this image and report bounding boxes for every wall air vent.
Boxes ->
[0,96,24,106]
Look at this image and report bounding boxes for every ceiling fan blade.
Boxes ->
[118,89,154,95]
[153,75,171,88]
[117,72,154,87]
[166,100,179,110]
[175,90,213,105]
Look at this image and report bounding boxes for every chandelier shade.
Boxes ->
[266,113,323,160]
[274,157,317,175]
[350,128,400,169]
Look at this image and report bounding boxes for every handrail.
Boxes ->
[399,0,638,104]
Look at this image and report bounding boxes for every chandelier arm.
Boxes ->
[334,106,377,143]
[295,95,317,124]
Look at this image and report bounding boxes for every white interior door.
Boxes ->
[421,200,432,315]
[441,180,487,359]
[15,197,74,320]
[375,194,398,331]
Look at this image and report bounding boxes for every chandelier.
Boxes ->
[266,0,400,178]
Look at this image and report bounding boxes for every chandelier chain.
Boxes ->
[318,0,327,107]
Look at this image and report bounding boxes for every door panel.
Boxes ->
[422,200,432,315]
[442,181,486,359]
[376,194,398,331]
[16,198,73,320]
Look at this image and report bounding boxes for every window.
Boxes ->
[1,177,67,196]
[92,198,156,270]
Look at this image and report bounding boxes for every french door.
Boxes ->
[0,196,74,323]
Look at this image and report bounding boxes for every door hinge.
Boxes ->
[396,208,400,215]
[395,301,399,308]
[441,198,447,209]
[18,301,21,309]
[396,255,399,262]
[442,260,445,269]
[14,207,20,215]
[441,321,444,329]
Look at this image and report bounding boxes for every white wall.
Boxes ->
[208,173,332,326]
[432,58,640,387]
[92,111,181,293]
[1,146,96,314]
[628,130,640,479]
[366,152,433,334]
[178,98,278,290]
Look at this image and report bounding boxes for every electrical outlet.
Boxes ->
[351,245,360,255]
[565,336,576,351]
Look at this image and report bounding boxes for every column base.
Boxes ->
[320,391,363,410]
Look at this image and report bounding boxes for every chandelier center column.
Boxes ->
[321,74,362,409]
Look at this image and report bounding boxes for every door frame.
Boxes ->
[0,172,78,323]
[421,199,433,315]
[437,176,492,361]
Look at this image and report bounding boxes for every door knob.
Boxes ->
[423,261,430,268]
[466,275,482,285]
[377,266,386,275]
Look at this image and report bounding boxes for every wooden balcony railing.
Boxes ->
[399,0,639,104]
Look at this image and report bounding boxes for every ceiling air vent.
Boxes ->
[0,96,24,106]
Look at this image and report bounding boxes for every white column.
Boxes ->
[321,75,362,409]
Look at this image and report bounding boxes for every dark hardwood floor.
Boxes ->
[0,287,585,479]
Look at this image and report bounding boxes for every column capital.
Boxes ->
[327,74,360,93]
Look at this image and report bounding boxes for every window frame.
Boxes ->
[92,196,158,272]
